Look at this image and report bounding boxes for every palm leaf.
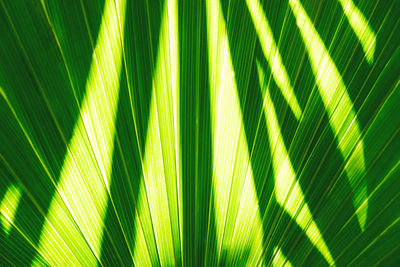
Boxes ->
[0,0,399,266]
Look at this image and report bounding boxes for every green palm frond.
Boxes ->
[0,0,399,266]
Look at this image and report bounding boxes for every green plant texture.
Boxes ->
[0,0,399,266]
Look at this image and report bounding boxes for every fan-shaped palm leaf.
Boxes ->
[0,0,399,266]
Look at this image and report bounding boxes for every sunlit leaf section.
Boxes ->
[131,181,153,266]
[272,247,293,267]
[132,0,181,265]
[206,0,264,263]
[289,0,368,231]
[33,0,127,265]
[0,184,22,234]
[246,0,302,119]
[257,61,335,266]
[338,0,376,63]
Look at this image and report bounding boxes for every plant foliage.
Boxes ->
[0,0,399,266]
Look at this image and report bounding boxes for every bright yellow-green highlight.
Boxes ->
[132,0,181,265]
[338,0,376,64]
[246,0,302,120]
[289,0,368,231]
[131,181,153,266]
[34,0,127,265]
[206,0,264,264]
[0,184,22,234]
[257,61,335,266]
[272,247,293,267]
